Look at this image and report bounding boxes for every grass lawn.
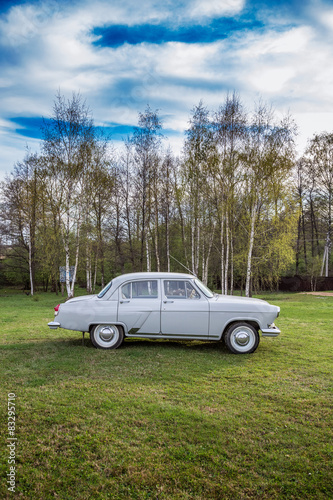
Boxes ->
[0,290,332,499]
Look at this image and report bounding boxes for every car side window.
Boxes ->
[164,280,200,299]
[121,280,158,299]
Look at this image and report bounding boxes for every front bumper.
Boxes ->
[261,323,281,337]
[48,321,60,330]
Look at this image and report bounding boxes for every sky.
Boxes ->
[1,0,333,178]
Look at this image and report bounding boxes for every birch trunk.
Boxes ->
[70,222,81,298]
[245,202,257,297]
[86,239,92,293]
[321,245,327,277]
[64,195,71,297]
[166,211,170,272]
[203,222,215,285]
[93,253,98,294]
[195,222,200,277]
[230,230,234,295]
[28,234,34,296]
[191,223,195,275]
[201,238,205,283]
[65,241,71,297]
[154,226,160,271]
[224,213,229,295]
[220,217,225,294]
[100,241,105,289]
[28,172,36,296]
[146,234,151,272]
[154,189,160,271]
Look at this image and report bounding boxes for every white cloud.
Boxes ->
[237,26,312,59]
[155,41,221,80]
[229,23,333,105]
[259,27,311,55]
[0,131,41,176]
[314,5,333,32]
[190,0,245,19]
[0,1,63,46]
[2,0,333,178]
[294,111,333,154]
[248,67,295,93]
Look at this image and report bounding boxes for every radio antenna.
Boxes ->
[169,254,197,277]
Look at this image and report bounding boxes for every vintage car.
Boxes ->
[48,272,280,354]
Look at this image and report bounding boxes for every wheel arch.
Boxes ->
[222,319,260,340]
[89,322,127,335]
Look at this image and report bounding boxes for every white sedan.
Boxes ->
[48,272,280,354]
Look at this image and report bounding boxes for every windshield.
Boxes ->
[194,279,214,298]
[97,281,112,298]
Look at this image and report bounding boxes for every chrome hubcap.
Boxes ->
[235,331,250,346]
[230,325,256,352]
[99,326,116,342]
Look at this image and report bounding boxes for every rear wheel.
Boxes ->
[90,324,124,349]
[224,322,259,354]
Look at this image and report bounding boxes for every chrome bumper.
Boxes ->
[261,324,281,337]
[48,321,60,330]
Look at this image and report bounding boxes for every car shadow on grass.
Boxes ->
[56,334,229,353]
[72,337,235,357]
[122,337,228,352]
[2,335,249,358]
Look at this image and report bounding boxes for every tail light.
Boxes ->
[54,304,60,315]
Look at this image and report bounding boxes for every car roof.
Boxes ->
[111,272,196,286]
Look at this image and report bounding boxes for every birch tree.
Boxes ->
[304,132,333,277]
[214,93,246,293]
[244,104,296,296]
[182,101,217,279]
[118,142,136,269]
[41,91,95,298]
[295,158,308,274]
[0,152,40,295]
[160,148,175,272]
[85,137,114,290]
[131,106,163,271]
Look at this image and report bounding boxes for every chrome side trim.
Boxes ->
[125,333,211,340]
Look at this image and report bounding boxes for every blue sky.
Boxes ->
[1,0,333,177]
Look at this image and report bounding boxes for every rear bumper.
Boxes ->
[48,321,61,330]
[261,324,281,337]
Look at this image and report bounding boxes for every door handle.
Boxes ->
[163,300,174,303]
[120,300,130,304]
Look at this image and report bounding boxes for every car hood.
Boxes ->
[213,294,265,305]
[210,294,277,313]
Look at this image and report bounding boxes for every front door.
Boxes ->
[161,279,209,338]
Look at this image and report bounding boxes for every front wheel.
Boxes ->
[90,324,124,349]
[224,322,259,354]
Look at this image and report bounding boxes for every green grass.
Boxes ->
[0,291,332,499]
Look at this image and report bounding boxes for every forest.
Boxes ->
[0,91,332,297]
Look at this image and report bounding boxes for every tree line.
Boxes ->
[0,91,332,297]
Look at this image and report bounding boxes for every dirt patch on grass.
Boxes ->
[300,291,333,296]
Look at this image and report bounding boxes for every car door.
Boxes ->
[117,279,161,335]
[160,279,209,338]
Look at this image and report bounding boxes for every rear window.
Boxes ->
[121,280,158,299]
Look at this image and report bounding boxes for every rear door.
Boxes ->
[117,279,161,335]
